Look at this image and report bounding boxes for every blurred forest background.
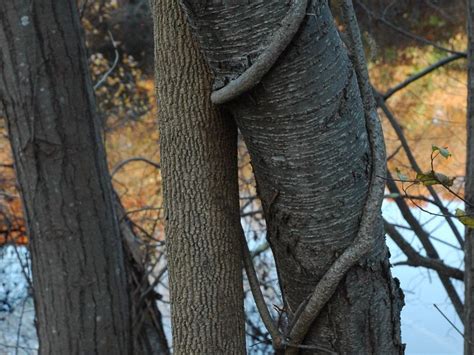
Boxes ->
[0,0,470,353]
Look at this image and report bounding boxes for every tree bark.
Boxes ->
[181,0,404,353]
[0,2,132,353]
[465,0,474,353]
[152,1,246,353]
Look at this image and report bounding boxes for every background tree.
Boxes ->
[0,1,168,353]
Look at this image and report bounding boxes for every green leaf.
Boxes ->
[384,193,400,199]
[395,168,409,182]
[416,171,439,186]
[432,145,451,158]
[455,208,474,228]
[415,171,455,187]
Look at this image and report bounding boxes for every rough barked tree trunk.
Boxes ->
[152,1,246,353]
[115,196,170,354]
[465,0,474,353]
[0,2,132,353]
[181,0,404,353]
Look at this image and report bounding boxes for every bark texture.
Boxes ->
[0,2,132,354]
[153,1,246,353]
[181,0,404,353]
[465,0,474,352]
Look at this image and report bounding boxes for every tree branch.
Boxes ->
[386,175,464,319]
[354,0,464,56]
[383,52,466,100]
[376,95,465,248]
[385,221,464,281]
[93,30,120,91]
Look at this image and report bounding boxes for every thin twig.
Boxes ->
[13,244,33,292]
[433,304,467,341]
[386,175,464,319]
[111,157,161,177]
[385,221,463,281]
[15,296,28,355]
[383,52,466,100]
[376,95,465,248]
[387,144,402,161]
[79,0,89,20]
[93,30,120,91]
[0,342,38,351]
[355,0,464,55]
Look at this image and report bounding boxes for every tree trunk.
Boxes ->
[181,0,404,353]
[115,196,170,354]
[0,2,132,353]
[465,0,474,353]
[152,1,246,353]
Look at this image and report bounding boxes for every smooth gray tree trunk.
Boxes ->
[0,2,132,353]
[181,1,404,353]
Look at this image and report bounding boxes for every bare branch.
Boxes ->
[383,52,466,100]
[93,30,120,91]
[355,0,464,56]
[433,304,467,341]
[240,209,263,218]
[376,95,465,248]
[385,221,464,281]
[386,174,464,319]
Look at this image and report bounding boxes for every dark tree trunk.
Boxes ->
[153,0,246,353]
[181,0,404,353]
[115,197,170,354]
[0,1,132,353]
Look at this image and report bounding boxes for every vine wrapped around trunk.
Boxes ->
[181,0,404,352]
